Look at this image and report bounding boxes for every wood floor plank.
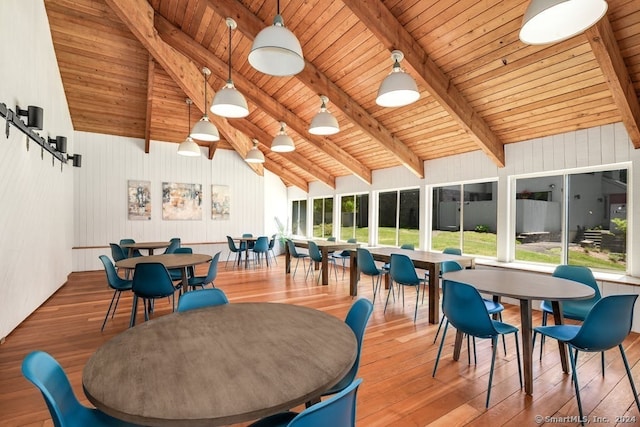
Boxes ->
[0,259,639,426]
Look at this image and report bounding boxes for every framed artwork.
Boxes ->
[128,180,151,220]
[162,182,202,220]
[211,185,230,220]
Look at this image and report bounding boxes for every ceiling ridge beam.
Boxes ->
[342,0,505,167]
[155,15,336,188]
[104,0,263,176]
[144,54,154,153]
[586,15,640,148]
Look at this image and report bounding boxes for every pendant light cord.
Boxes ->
[228,24,232,82]
[277,0,280,15]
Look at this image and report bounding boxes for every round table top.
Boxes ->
[83,303,357,426]
[443,269,596,301]
[120,241,170,250]
[115,253,211,270]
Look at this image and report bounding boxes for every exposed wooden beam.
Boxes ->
[104,0,263,175]
[341,0,505,168]
[205,0,423,179]
[586,16,640,148]
[155,15,336,188]
[208,140,218,160]
[144,55,154,153]
[264,157,310,192]
[155,13,369,184]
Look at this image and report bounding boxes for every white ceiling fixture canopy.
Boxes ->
[376,50,420,108]
[271,121,295,152]
[519,0,608,45]
[309,95,339,135]
[248,0,304,77]
[178,99,202,157]
[245,138,265,163]
[211,18,249,118]
[190,67,220,141]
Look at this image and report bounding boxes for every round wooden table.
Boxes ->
[116,253,211,287]
[83,303,357,426]
[443,269,595,395]
[120,241,170,257]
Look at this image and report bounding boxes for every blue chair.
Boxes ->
[168,247,194,283]
[177,288,229,312]
[308,241,338,283]
[287,239,311,278]
[109,243,127,263]
[357,248,387,303]
[119,238,142,258]
[533,265,602,361]
[163,237,181,254]
[534,295,640,425]
[432,280,522,408]
[332,238,357,279]
[98,255,133,331]
[187,252,221,290]
[243,232,255,250]
[252,236,270,267]
[225,236,244,268]
[22,351,142,426]
[248,378,362,427]
[130,262,178,327]
[268,234,278,265]
[385,253,426,323]
[381,243,414,272]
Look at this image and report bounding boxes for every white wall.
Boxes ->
[72,132,287,271]
[0,0,75,339]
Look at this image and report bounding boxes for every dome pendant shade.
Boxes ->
[309,95,339,135]
[177,136,201,157]
[376,50,420,108]
[245,139,265,163]
[519,0,608,45]
[271,121,295,152]
[210,82,249,118]
[249,15,304,76]
[190,115,220,141]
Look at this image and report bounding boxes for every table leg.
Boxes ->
[452,330,464,361]
[285,243,291,274]
[427,263,439,324]
[148,249,154,255]
[181,267,189,295]
[349,251,358,296]
[321,248,329,286]
[551,301,570,374]
[519,299,534,395]
[245,245,250,268]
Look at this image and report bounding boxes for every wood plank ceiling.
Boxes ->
[44,0,640,190]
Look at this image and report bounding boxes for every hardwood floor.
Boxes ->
[1,258,639,426]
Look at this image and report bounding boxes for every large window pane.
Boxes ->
[323,198,333,238]
[291,200,307,236]
[462,182,497,257]
[432,185,461,252]
[312,197,333,238]
[399,189,419,248]
[567,170,627,271]
[341,194,369,243]
[378,191,398,245]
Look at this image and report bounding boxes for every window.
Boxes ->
[514,168,627,272]
[339,193,369,243]
[431,181,497,257]
[312,197,333,238]
[291,199,307,236]
[377,189,419,247]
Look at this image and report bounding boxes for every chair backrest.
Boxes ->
[347,238,357,243]
[328,236,337,242]
[440,260,462,274]
[357,248,381,277]
[201,252,221,284]
[443,247,462,255]
[400,243,415,250]
[389,253,421,286]
[308,241,322,262]
[287,239,302,258]
[132,263,176,298]
[22,351,85,427]
[177,288,229,312]
[569,294,638,352]
[242,233,253,237]
[552,265,602,308]
[164,238,181,254]
[227,235,240,252]
[98,255,130,289]
[109,243,127,262]
[329,299,373,393]
[288,378,362,427]
[268,234,276,250]
[253,236,269,252]
[119,238,141,257]
[174,247,193,254]
[442,280,498,339]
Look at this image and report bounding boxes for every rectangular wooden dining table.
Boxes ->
[285,239,359,286]
[349,247,475,324]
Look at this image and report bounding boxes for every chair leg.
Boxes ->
[432,321,450,377]
[433,316,446,344]
[129,294,139,327]
[101,290,119,332]
[413,285,420,323]
[568,346,585,425]
[384,282,394,314]
[601,351,605,377]
[371,276,379,304]
[618,344,640,412]
[514,332,523,389]
[486,336,499,408]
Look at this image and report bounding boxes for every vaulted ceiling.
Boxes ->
[44,0,640,191]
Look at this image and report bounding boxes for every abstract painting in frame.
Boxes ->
[211,185,230,220]
[162,182,203,220]
[128,180,151,220]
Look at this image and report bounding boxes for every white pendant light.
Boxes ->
[519,0,608,45]
[178,99,201,157]
[248,0,304,77]
[376,50,420,108]
[211,18,249,118]
[271,121,295,152]
[309,95,339,135]
[245,139,265,163]
[190,67,220,141]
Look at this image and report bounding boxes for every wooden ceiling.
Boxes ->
[44,0,640,191]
